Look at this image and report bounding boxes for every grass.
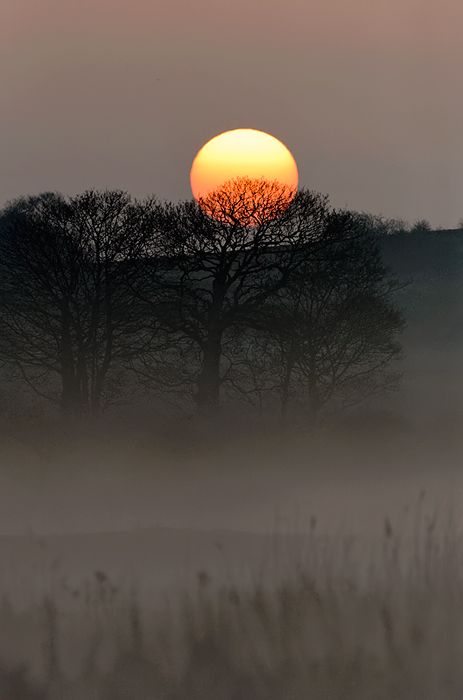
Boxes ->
[1,510,463,699]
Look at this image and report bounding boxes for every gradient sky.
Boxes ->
[2,0,462,227]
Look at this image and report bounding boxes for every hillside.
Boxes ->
[379,229,463,423]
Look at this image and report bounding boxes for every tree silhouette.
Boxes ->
[239,211,404,421]
[0,191,151,417]
[197,176,296,227]
[411,219,432,234]
[139,178,329,414]
[0,185,405,424]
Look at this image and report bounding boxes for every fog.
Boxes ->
[0,419,459,595]
[0,373,461,696]
[0,207,461,695]
[0,225,460,598]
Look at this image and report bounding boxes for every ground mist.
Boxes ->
[1,504,462,700]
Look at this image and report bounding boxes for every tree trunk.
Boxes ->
[280,342,296,424]
[60,305,81,419]
[196,327,222,415]
[307,352,321,424]
[195,276,226,416]
[60,303,88,420]
[61,368,81,419]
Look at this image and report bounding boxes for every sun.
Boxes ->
[190,128,298,222]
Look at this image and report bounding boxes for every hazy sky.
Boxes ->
[2,0,462,227]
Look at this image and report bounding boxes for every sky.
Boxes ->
[2,0,463,228]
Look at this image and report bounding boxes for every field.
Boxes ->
[0,423,461,698]
[1,510,463,699]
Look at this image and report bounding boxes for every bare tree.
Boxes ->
[411,219,432,234]
[357,212,410,236]
[139,178,329,415]
[244,211,404,421]
[0,191,152,418]
[0,185,404,425]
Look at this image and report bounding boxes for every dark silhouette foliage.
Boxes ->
[0,183,403,423]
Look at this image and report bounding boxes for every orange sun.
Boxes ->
[190,128,298,223]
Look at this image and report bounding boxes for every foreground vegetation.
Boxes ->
[1,509,462,699]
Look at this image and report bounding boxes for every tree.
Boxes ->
[411,219,432,234]
[138,178,330,415]
[357,212,409,236]
[234,211,404,421]
[0,191,152,418]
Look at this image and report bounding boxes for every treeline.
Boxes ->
[0,180,404,423]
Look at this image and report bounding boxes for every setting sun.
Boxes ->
[190,128,299,215]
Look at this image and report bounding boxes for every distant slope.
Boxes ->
[379,230,463,421]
